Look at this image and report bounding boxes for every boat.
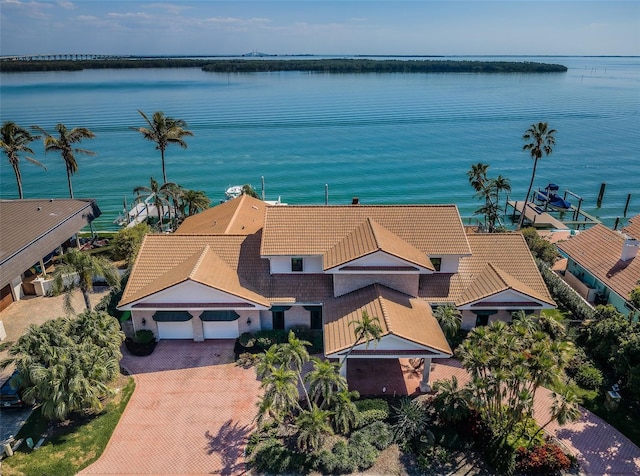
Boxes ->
[225,185,243,201]
[534,183,572,210]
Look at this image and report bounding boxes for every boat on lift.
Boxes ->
[534,183,572,210]
[225,185,243,201]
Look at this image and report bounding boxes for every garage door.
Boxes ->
[201,310,240,339]
[157,321,194,340]
[153,311,194,340]
[203,320,239,339]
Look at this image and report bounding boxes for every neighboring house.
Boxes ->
[557,216,640,316]
[0,198,101,312]
[118,195,554,390]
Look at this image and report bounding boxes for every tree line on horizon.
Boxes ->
[0,58,568,74]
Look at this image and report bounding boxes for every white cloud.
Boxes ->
[107,11,152,20]
[57,1,74,10]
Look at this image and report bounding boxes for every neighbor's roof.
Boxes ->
[557,224,640,300]
[176,195,267,235]
[420,232,555,306]
[323,218,435,271]
[0,199,100,289]
[623,214,640,240]
[261,205,471,257]
[324,283,452,356]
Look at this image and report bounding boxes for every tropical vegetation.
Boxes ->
[0,121,45,199]
[0,310,125,421]
[132,110,194,184]
[32,123,96,198]
[111,222,151,267]
[467,162,511,232]
[518,122,557,229]
[49,247,121,313]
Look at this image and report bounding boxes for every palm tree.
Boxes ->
[133,177,178,230]
[433,304,462,340]
[258,366,300,425]
[341,310,383,373]
[180,189,210,217]
[295,406,334,452]
[331,388,360,434]
[132,110,194,184]
[304,357,347,408]
[32,123,95,198]
[491,174,511,206]
[432,376,471,423]
[528,386,581,446]
[278,331,312,408]
[50,248,121,314]
[467,162,489,193]
[518,122,557,229]
[255,344,281,380]
[1,121,44,199]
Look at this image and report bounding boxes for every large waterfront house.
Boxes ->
[557,215,640,316]
[118,195,554,390]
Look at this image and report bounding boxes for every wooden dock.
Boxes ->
[507,200,570,230]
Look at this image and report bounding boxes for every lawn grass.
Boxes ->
[2,376,135,476]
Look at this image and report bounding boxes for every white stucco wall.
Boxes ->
[268,256,323,273]
[333,273,418,297]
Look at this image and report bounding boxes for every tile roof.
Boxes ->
[557,224,640,300]
[176,195,267,235]
[420,232,554,306]
[323,218,434,271]
[623,214,640,240]
[121,244,271,307]
[324,284,452,356]
[261,205,471,257]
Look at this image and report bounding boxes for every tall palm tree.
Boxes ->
[295,406,334,452]
[258,366,300,425]
[491,174,511,206]
[467,162,490,193]
[1,121,44,199]
[50,248,121,314]
[331,388,360,434]
[342,310,383,373]
[278,331,312,408]
[132,110,194,184]
[32,123,95,199]
[518,122,557,229]
[433,304,462,340]
[304,357,347,408]
[133,177,178,229]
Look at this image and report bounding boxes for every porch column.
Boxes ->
[339,356,347,379]
[419,358,433,393]
[191,312,204,342]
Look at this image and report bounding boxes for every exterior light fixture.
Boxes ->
[141,318,146,326]
[247,317,252,325]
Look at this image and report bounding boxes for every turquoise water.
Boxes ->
[1,56,638,230]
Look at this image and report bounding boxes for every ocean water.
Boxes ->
[1,56,638,230]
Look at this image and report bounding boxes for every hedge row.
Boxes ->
[536,258,595,321]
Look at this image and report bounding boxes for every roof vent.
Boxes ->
[37,206,41,211]
[49,198,54,202]
[351,197,360,205]
[621,237,639,261]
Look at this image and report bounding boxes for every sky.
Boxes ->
[1,1,639,57]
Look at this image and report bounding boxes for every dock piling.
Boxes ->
[624,194,631,217]
[614,217,620,230]
[597,182,606,208]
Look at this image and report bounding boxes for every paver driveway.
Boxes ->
[81,340,260,475]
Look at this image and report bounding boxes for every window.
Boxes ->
[431,257,442,272]
[310,308,322,330]
[291,257,303,272]
[475,314,489,327]
[272,310,285,330]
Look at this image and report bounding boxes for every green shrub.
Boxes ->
[355,421,393,450]
[135,329,155,344]
[355,398,390,414]
[516,442,572,474]
[112,222,151,265]
[355,409,389,428]
[347,431,378,469]
[537,259,595,321]
[238,332,255,347]
[575,364,604,390]
[248,438,293,474]
[254,329,288,350]
[319,440,358,474]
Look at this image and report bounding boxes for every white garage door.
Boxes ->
[203,320,239,339]
[157,321,194,340]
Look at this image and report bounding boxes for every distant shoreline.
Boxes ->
[0,58,568,74]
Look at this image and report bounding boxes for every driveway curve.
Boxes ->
[81,340,260,475]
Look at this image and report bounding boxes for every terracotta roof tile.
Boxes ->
[176,195,267,235]
[420,233,554,306]
[261,205,471,257]
[622,214,640,240]
[324,284,452,356]
[558,224,640,300]
[323,218,434,271]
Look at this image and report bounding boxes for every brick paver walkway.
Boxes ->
[80,340,260,475]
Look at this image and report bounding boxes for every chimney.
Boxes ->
[621,237,639,261]
[351,197,360,205]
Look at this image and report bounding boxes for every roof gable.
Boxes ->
[324,284,451,356]
[323,218,434,271]
[457,263,554,307]
[176,194,267,235]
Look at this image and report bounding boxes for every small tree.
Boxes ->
[0,121,44,199]
[433,304,462,340]
[112,222,150,267]
[50,248,121,313]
